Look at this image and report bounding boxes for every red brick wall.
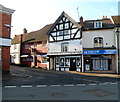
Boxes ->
[2,47,10,72]
[0,12,12,38]
[0,11,12,73]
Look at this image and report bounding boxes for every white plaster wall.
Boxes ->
[83,29,115,48]
[48,39,82,53]
[10,44,20,64]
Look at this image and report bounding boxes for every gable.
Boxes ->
[48,11,81,42]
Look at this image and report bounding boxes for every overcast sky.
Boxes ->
[0,0,119,38]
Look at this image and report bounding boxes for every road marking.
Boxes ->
[82,79,99,83]
[89,83,97,86]
[21,85,33,88]
[109,82,118,85]
[36,85,47,87]
[76,84,86,86]
[63,84,74,86]
[50,85,61,87]
[99,82,110,85]
[5,86,17,88]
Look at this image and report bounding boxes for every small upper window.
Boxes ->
[61,43,69,52]
[94,21,102,28]
[94,37,103,47]
[65,23,69,29]
[14,45,17,50]
[59,24,63,30]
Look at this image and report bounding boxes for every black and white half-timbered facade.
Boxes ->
[47,11,82,72]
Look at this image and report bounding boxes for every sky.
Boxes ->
[0,0,119,38]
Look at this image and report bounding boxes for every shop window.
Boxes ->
[42,57,47,63]
[60,58,64,67]
[61,43,69,52]
[65,58,70,67]
[94,37,103,47]
[56,57,60,67]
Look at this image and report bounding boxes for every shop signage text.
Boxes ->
[83,49,117,55]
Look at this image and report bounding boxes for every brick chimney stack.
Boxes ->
[102,16,107,19]
[80,16,83,26]
[23,28,27,34]
[19,34,23,42]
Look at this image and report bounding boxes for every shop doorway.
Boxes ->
[35,56,37,66]
[70,58,76,71]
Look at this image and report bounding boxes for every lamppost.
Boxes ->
[116,27,120,74]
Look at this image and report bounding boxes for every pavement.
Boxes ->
[68,71,120,78]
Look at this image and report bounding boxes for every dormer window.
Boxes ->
[94,21,102,28]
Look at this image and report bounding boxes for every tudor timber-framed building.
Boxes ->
[47,11,82,72]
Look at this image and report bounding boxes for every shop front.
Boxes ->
[83,49,117,72]
[55,55,82,72]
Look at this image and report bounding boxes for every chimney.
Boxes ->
[102,16,107,19]
[80,16,83,26]
[19,34,23,42]
[23,28,27,34]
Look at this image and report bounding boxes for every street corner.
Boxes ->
[2,73,31,81]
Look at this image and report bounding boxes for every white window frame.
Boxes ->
[61,43,69,52]
[94,37,103,47]
[94,21,102,28]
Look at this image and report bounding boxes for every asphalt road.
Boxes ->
[2,65,120,101]
[2,65,120,86]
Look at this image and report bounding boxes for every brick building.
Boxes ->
[0,4,15,73]
[11,24,52,69]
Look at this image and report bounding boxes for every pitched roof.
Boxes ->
[47,11,81,34]
[111,16,120,26]
[83,18,114,31]
[12,24,52,44]
[12,35,21,44]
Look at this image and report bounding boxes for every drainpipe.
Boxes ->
[116,28,120,74]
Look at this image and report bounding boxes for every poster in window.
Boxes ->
[60,58,64,67]
[65,58,70,66]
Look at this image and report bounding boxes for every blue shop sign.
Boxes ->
[83,49,117,55]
